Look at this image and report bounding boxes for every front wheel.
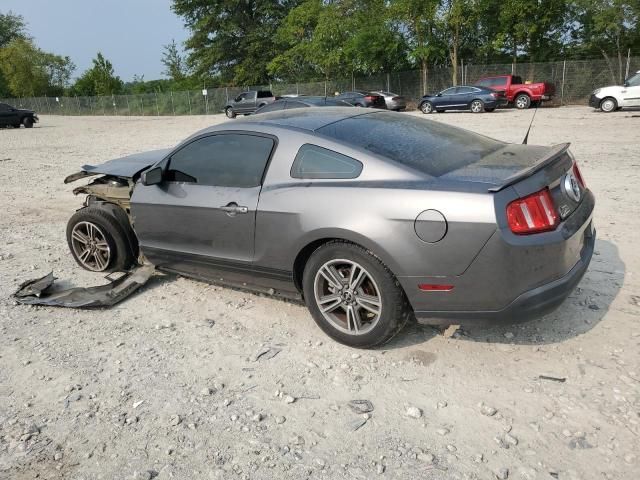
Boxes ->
[420,101,434,114]
[302,241,410,348]
[515,94,531,109]
[225,107,236,119]
[600,97,617,113]
[66,206,136,272]
[470,100,484,113]
[23,117,34,128]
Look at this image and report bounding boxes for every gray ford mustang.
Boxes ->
[64,108,595,348]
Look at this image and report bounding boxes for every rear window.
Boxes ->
[317,112,503,177]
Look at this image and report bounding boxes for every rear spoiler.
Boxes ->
[488,143,570,192]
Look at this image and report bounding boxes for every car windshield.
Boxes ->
[317,112,504,177]
[626,72,640,87]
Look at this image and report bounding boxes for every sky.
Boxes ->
[1,0,190,81]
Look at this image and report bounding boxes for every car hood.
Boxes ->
[64,148,171,183]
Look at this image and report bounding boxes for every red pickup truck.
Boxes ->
[474,75,555,109]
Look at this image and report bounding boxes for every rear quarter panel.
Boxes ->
[252,126,498,280]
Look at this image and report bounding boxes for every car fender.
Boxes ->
[292,227,404,278]
[595,86,624,104]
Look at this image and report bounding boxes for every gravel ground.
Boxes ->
[1,106,639,480]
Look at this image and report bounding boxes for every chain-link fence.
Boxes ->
[3,56,638,116]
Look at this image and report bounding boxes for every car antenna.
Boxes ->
[522,100,540,145]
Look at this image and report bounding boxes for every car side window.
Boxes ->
[166,134,275,187]
[0,103,10,112]
[291,144,363,179]
[457,87,475,94]
[492,78,507,87]
[627,73,640,87]
[441,87,457,95]
[475,79,490,88]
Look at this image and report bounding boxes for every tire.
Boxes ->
[485,107,495,112]
[354,103,363,107]
[515,93,531,109]
[23,117,34,128]
[470,100,484,113]
[302,241,410,348]
[66,206,136,272]
[600,97,617,113]
[225,107,236,119]
[420,101,434,114]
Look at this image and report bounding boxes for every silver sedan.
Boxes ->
[64,108,595,348]
[371,91,407,111]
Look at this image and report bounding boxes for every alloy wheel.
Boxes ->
[313,259,382,335]
[471,100,483,113]
[70,221,111,271]
[421,102,432,114]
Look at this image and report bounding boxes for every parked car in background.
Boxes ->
[589,71,640,112]
[475,75,555,109]
[64,108,594,348]
[419,86,504,114]
[0,103,39,128]
[224,90,277,118]
[334,91,387,108]
[254,96,353,114]
[370,91,407,111]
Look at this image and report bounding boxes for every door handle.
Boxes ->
[220,203,248,216]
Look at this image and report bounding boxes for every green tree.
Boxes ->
[0,11,27,48]
[390,0,442,94]
[161,39,186,81]
[172,0,299,86]
[573,0,640,83]
[72,52,123,96]
[0,38,74,96]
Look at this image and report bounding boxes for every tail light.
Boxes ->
[506,188,559,234]
[392,96,400,101]
[364,95,375,101]
[490,92,498,98]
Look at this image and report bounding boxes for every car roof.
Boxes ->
[220,107,373,132]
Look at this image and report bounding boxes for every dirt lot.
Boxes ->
[1,107,639,480]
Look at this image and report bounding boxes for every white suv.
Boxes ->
[589,71,640,112]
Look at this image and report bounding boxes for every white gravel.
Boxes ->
[1,107,639,479]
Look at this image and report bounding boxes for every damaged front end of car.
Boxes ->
[12,149,171,308]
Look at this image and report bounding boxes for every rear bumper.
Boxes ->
[413,224,595,324]
[589,94,601,108]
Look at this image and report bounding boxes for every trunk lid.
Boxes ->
[440,143,571,192]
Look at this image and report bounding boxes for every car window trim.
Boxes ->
[161,130,279,188]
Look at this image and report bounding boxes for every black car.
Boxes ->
[419,86,505,114]
[0,102,39,128]
[334,91,387,109]
[254,96,353,114]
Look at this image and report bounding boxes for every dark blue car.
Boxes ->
[419,85,506,114]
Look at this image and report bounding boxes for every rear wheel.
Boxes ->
[470,100,484,113]
[302,241,410,348]
[515,94,531,109]
[225,107,236,119]
[600,97,617,113]
[420,101,434,114]
[66,206,135,272]
[23,117,34,128]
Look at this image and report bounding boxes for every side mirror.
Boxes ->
[141,166,163,186]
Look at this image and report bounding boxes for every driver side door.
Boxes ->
[131,132,276,278]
